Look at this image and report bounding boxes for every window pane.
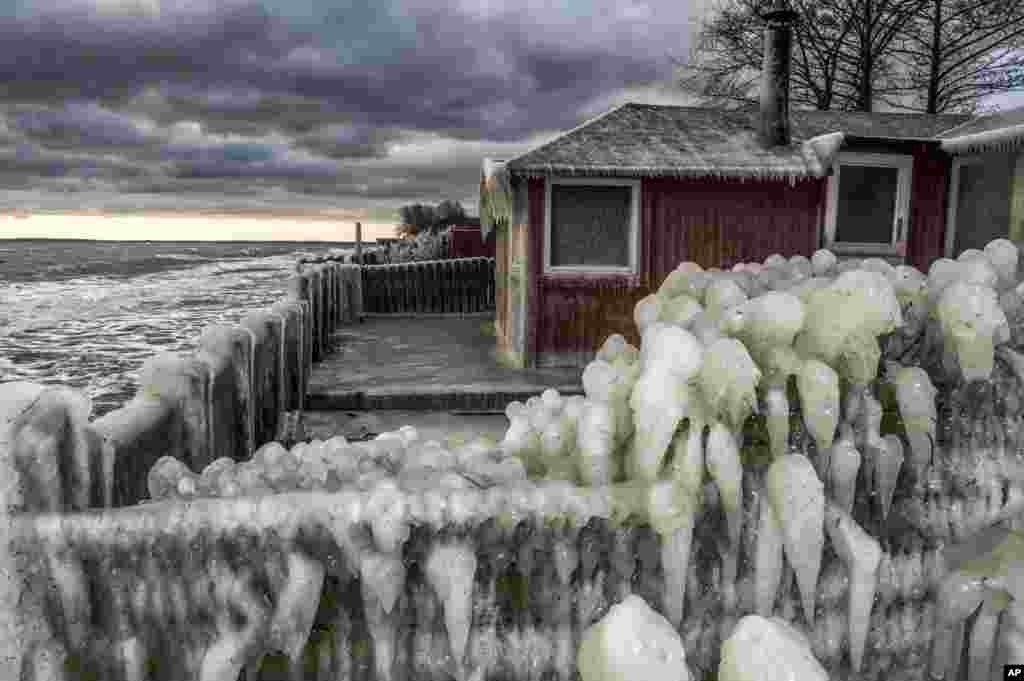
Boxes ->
[953,158,1013,256]
[550,185,631,267]
[834,165,899,244]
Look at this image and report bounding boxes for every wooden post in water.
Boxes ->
[355,221,363,265]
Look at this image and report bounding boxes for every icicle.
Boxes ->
[707,422,743,590]
[828,436,861,515]
[824,503,882,673]
[552,526,579,681]
[608,526,636,602]
[425,538,478,680]
[933,571,987,681]
[266,552,326,677]
[767,454,825,626]
[295,303,305,412]
[201,561,271,681]
[360,551,407,681]
[754,491,784,617]
[239,325,258,456]
[875,435,904,519]
[764,385,790,460]
[41,536,90,655]
[969,591,1009,681]
[467,576,500,681]
[577,570,609,635]
[269,312,288,422]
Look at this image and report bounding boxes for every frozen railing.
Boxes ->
[8,260,362,510]
[361,257,496,315]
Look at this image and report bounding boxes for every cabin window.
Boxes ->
[823,152,913,256]
[544,177,640,273]
[944,153,1014,258]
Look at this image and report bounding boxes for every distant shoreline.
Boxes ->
[0,207,399,222]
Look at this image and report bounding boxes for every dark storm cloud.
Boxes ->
[0,2,307,105]
[293,124,405,160]
[8,102,156,149]
[0,0,693,211]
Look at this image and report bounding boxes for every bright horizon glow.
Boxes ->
[0,215,401,241]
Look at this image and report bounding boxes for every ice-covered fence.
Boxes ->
[10,241,1024,681]
[6,424,1024,681]
[6,261,363,509]
[361,257,496,315]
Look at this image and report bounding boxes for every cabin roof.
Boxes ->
[504,103,971,180]
[937,106,1024,155]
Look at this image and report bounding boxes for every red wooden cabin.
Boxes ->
[479,2,1024,370]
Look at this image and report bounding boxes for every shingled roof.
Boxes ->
[504,103,971,181]
[938,106,1024,155]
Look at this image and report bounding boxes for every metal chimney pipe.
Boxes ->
[759,0,799,147]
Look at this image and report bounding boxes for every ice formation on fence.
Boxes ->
[6,239,1024,681]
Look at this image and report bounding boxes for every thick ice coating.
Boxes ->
[704,279,748,319]
[698,339,762,431]
[937,281,1008,381]
[629,371,689,482]
[660,295,704,328]
[719,615,828,681]
[720,292,805,365]
[577,594,691,681]
[577,400,618,486]
[885,362,937,470]
[811,249,837,277]
[658,265,707,301]
[635,294,663,335]
[984,238,1019,289]
[640,323,704,382]
[794,269,900,369]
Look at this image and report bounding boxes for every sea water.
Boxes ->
[0,240,353,417]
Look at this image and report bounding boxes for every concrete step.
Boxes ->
[306,382,584,411]
[301,409,513,443]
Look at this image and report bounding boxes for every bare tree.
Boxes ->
[674,0,766,109]
[830,0,933,111]
[675,0,882,110]
[675,0,1023,113]
[885,0,1024,112]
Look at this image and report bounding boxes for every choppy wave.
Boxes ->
[0,240,352,418]
[153,253,211,261]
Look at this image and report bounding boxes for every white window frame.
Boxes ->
[944,154,985,259]
[544,177,640,275]
[823,152,914,255]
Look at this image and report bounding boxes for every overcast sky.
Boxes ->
[0,0,711,224]
[0,0,1020,235]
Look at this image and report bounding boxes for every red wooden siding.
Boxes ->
[906,144,951,271]
[448,224,496,259]
[641,177,825,283]
[526,175,828,364]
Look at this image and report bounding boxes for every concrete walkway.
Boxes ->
[306,316,583,411]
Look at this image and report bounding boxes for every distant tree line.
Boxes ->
[397,200,478,237]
